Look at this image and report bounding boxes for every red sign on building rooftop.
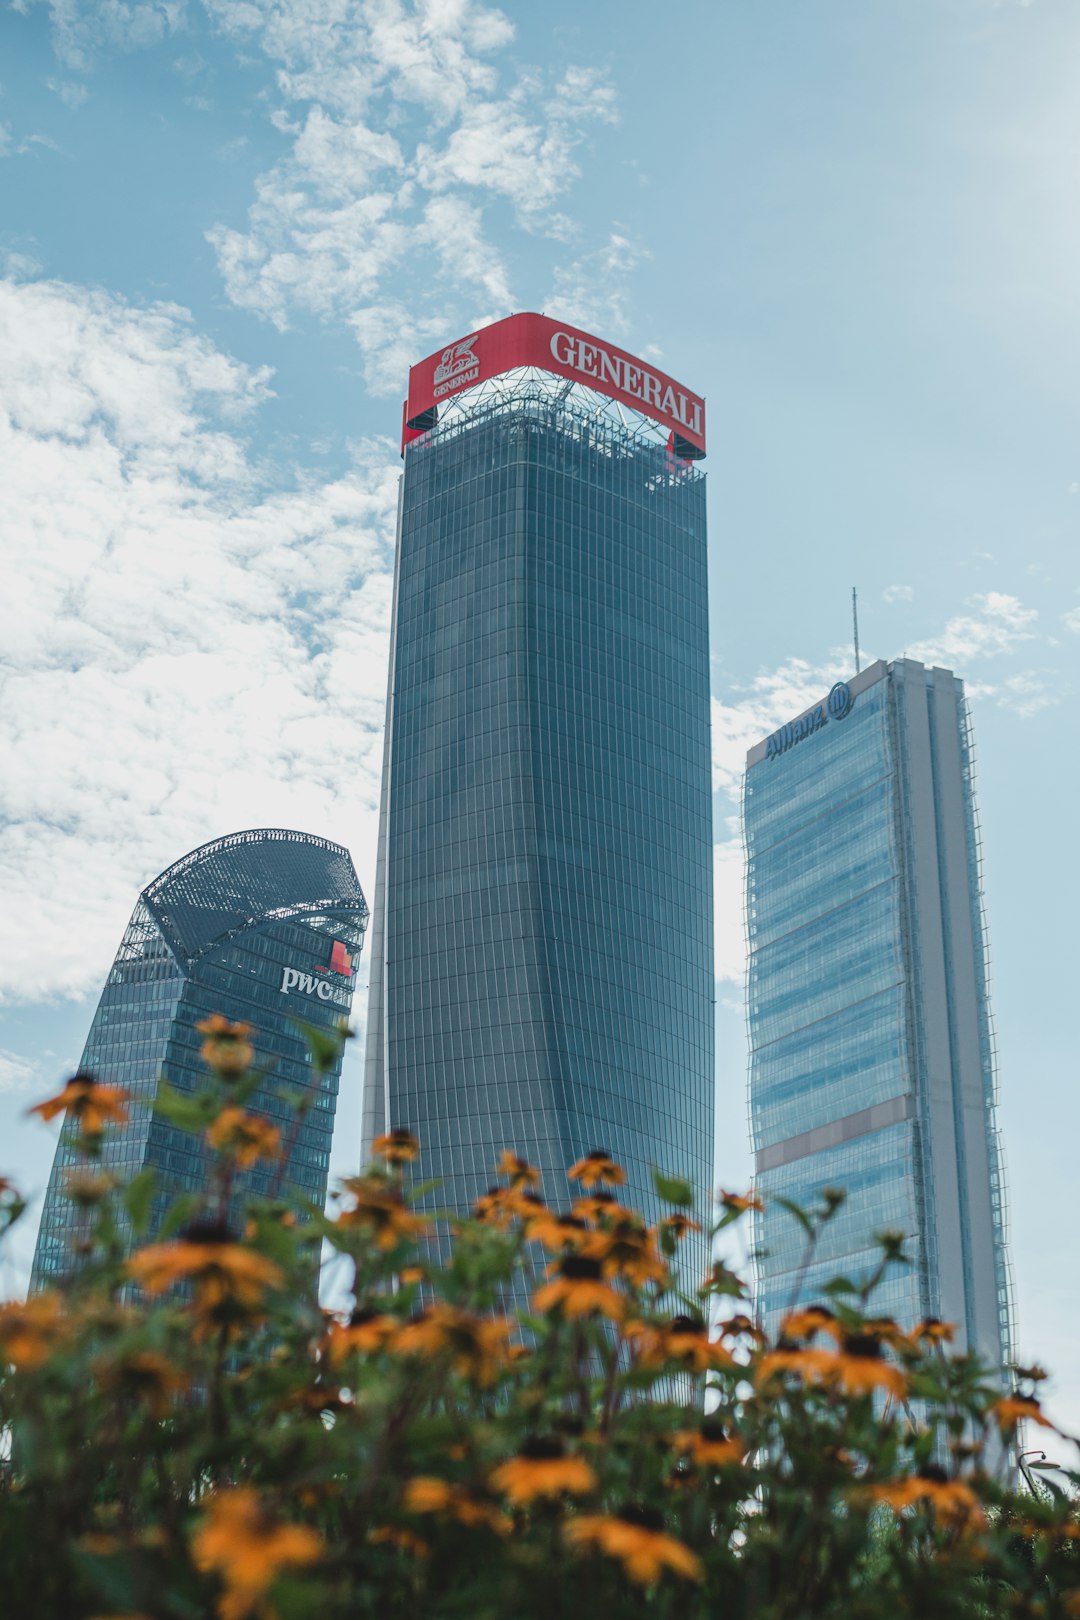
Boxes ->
[401,312,706,459]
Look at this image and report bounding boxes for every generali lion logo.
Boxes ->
[433,335,480,394]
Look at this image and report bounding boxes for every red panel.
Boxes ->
[400,312,706,458]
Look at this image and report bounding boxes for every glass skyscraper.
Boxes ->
[32,828,367,1284]
[745,660,1011,1372]
[364,358,714,1243]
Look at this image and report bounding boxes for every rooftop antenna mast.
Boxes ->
[852,586,861,675]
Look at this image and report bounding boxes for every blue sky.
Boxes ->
[1,0,1078,1427]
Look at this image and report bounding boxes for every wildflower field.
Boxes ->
[0,1016,1077,1619]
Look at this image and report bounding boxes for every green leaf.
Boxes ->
[290,1016,344,1076]
[154,1079,217,1134]
[821,1276,858,1297]
[702,1262,750,1299]
[121,1168,157,1236]
[775,1196,815,1237]
[156,1190,204,1241]
[652,1167,694,1208]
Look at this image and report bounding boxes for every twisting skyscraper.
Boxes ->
[364,314,715,1242]
[32,829,367,1284]
[744,660,1011,1373]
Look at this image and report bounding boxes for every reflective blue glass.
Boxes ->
[31,830,367,1284]
[367,385,714,1258]
[745,664,1011,1369]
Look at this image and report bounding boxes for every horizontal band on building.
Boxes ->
[755,1092,914,1173]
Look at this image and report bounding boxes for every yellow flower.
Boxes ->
[867,1468,984,1527]
[660,1212,702,1242]
[403,1477,510,1534]
[571,1191,621,1222]
[568,1150,626,1189]
[625,1315,733,1374]
[0,1292,66,1369]
[94,1350,188,1417]
[831,1332,909,1397]
[580,1216,668,1287]
[368,1525,429,1558]
[127,1222,283,1336]
[207,1107,281,1169]
[324,1308,399,1364]
[335,1175,428,1250]
[191,1487,322,1620]
[756,1346,842,1385]
[372,1128,420,1165]
[779,1306,841,1343]
[717,1189,763,1215]
[196,1015,255,1078]
[533,1255,625,1320]
[912,1317,958,1345]
[564,1510,703,1586]
[496,1150,542,1188]
[29,1075,130,1138]
[471,1185,523,1227]
[396,1305,512,1386]
[63,1168,120,1205]
[992,1393,1054,1432]
[756,1334,907,1399]
[715,1313,764,1345]
[523,1210,589,1252]
[669,1420,743,1470]
[489,1437,597,1504]
[864,1317,914,1355]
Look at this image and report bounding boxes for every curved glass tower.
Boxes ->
[745,660,1011,1373]
[364,358,715,1243]
[32,829,368,1284]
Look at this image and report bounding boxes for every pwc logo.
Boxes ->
[433,335,479,397]
[279,939,354,1001]
[325,939,353,977]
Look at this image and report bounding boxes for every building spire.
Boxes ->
[852,585,861,675]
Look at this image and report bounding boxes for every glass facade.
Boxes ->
[365,379,714,1256]
[32,829,368,1284]
[745,661,1011,1370]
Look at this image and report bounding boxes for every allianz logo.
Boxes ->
[279,967,349,1005]
[765,681,853,760]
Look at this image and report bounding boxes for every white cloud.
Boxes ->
[414,65,617,225]
[0,1049,37,1094]
[882,583,914,603]
[22,0,187,70]
[206,0,513,119]
[197,0,618,388]
[547,232,644,338]
[996,671,1061,718]
[31,0,627,390]
[1063,601,1080,634]
[46,77,89,108]
[0,124,59,159]
[0,275,399,1002]
[905,591,1037,666]
[711,656,850,798]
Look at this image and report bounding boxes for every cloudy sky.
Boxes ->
[2,0,1078,1425]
